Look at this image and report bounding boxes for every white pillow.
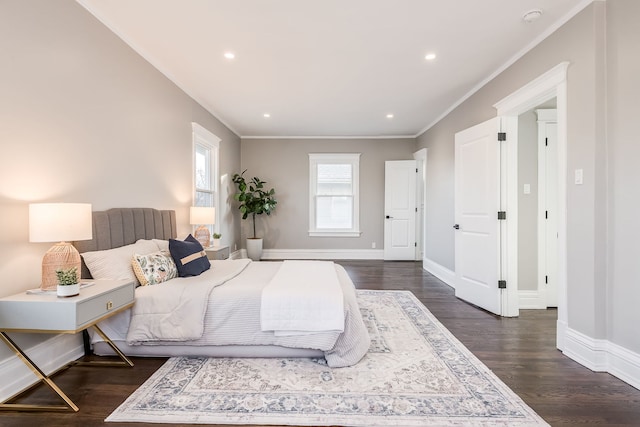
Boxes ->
[152,239,169,252]
[82,239,160,284]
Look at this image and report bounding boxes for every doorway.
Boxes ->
[517,103,558,309]
[494,62,569,350]
[452,62,569,330]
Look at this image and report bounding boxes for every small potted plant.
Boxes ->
[212,233,222,247]
[55,267,80,297]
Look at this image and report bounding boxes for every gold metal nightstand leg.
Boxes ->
[74,324,134,367]
[0,332,79,412]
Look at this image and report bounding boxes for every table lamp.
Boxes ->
[190,206,215,248]
[29,203,93,290]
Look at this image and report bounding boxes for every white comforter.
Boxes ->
[126,259,251,343]
[112,260,370,367]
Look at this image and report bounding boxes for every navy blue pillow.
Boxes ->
[169,234,211,277]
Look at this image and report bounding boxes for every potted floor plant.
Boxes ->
[55,267,80,297]
[232,170,277,261]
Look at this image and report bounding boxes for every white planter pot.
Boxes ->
[57,283,80,297]
[246,238,263,261]
[212,238,221,248]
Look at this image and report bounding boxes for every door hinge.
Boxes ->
[545,137,548,146]
[415,207,418,212]
[545,275,548,284]
[498,211,506,220]
[498,132,507,141]
[416,168,418,173]
[414,242,417,247]
[498,280,507,289]
[545,210,548,219]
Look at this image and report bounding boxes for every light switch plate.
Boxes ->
[575,169,584,185]
[523,184,531,194]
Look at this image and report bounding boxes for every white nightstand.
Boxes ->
[205,245,230,260]
[0,279,135,412]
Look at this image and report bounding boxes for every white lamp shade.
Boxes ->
[29,203,93,242]
[190,206,215,225]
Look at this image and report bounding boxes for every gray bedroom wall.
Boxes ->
[517,111,538,292]
[239,138,416,251]
[0,0,241,356]
[417,0,640,357]
[606,0,640,354]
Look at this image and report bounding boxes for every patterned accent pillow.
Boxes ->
[131,250,178,286]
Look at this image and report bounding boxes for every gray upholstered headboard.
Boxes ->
[74,208,177,278]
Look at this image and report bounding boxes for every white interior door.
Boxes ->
[454,118,502,315]
[538,115,558,307]
[384,160,417,260]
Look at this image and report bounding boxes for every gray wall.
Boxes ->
[417,1,640,354]
[517,111,538,291]
[239,138,416,250]
[606,0,640,354]
[0,1,241,354]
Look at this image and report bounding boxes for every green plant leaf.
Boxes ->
[232,170,277,239]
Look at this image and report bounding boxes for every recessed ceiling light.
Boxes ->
[386,114,394,119]
[522,9,543,23]
[224,52,235,59]
[425,53,436,61]
[263,113,271,118]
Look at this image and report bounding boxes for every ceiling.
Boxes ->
[77,0,589,138]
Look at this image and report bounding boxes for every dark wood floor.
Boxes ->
[2,260,639,426]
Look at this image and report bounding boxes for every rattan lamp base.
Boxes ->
[193,225,211,248]
[41,242,81,291]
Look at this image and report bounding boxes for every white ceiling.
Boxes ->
[77,0,589,138]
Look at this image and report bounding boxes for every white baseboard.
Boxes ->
[422,257,455,288]
[563,327,609,371]
[518,290,547,309]
[261,249,384,260]
[607,340,640,391]
[563,327,640,391]
[556,319,568,351]
[230,249,244,260]
[0,333,84,402]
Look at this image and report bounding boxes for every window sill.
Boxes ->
[308,230,362,238]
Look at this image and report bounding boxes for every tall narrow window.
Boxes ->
[192,123,220,232]
[309,153,361,237]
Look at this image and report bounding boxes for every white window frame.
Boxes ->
[192,122,221,234]
[308,153,361,237]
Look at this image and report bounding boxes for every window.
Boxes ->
[192,123,220,232]
[309,153,361,237]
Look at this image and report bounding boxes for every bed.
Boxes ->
[74,208,371,368]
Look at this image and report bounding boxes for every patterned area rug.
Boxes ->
[106,290,548,426]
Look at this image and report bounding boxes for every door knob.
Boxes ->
[453,224,460,229]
